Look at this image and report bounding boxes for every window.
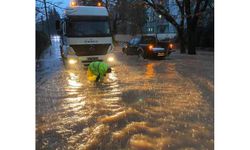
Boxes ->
[66,20,111,37]
[133,37,141,45]
[141,36,156,44]
[129,39,134,45]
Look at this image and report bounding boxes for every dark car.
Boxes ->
[122,35,175,59]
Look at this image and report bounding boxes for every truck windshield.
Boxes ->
[66,20,111,37]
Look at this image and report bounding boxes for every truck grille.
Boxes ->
[70,44,110,56]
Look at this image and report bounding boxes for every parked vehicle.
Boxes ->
[56,4,114,66]
[122,35,175,59]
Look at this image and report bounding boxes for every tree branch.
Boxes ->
[194,0,202,15]
[36,8,45,16]
[143,0,179,29]
[175,0,184,16]
[201,0,209,12]
[36,0,66,10]
[184,0,191,17]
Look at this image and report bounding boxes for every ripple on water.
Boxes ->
[37,60,213,150]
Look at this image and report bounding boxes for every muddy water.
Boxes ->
[36,51,214,150]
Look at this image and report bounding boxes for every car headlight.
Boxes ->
[169,43,174,49]
[68,59,77,65]
[148,44,154,50]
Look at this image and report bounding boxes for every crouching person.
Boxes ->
[87,61,112,82]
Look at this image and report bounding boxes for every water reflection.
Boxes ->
[51,35,60,41]
[107,70,118,82]
[166,63,179,79]
[67,72,82,88]
[37,55,214,150]
[145,63,155,79]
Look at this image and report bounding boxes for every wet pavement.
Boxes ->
[36,39,214,150]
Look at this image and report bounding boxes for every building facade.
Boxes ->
[143,0,180,39]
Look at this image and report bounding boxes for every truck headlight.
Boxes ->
[107,57,114,62]
[68,59,77,65]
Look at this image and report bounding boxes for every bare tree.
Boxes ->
[111,0,148,34]
[36,0,65,35]
[110,0,130,34]
[104,0,119,33]
[184,0,209,54]
[142,0,186,53]
[141,0,211,54]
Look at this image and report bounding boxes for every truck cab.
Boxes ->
[57,5,114,66]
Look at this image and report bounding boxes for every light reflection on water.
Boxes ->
[107,69,118,82]
[67,72,82,88]
[36,60,213,150]
[145,63,155,79]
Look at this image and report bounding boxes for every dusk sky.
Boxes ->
[50,0,70,14]
[51,0,70,7]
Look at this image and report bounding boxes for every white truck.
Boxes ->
[56,5,114,66]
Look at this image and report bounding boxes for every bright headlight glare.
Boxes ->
[68,59,77,65]
[107,57,114,62]
[169,43,174,49]
[70,1,77,7]
[148,44,154,50]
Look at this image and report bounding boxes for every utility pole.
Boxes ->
[43,0,52,56]
[41,16,44,31]
[43,0,51,42]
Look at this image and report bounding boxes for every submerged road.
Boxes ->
[36,39,214,150]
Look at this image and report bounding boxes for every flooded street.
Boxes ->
[36,40,214,150]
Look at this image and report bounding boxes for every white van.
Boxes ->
[56,5,114,66]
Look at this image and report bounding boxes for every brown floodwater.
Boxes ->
[36,44,214,150]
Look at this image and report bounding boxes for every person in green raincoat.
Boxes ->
[87,61,112,82]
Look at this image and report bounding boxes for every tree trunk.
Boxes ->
[112,19,117,34]
[187,22,197,55]
[139,25,143,34]
[177,28,186,53]
[178,30,186,53]
[187,29,196,55]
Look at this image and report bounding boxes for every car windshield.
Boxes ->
[141,36,156,44]
[133,38,140,45]
[129,39,134,45]
[66,20,111,37]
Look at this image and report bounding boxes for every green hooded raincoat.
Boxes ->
[88,61,109,80]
